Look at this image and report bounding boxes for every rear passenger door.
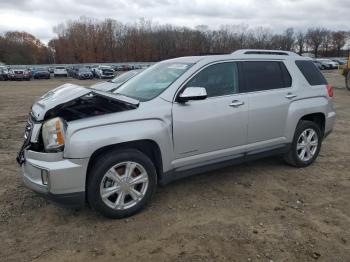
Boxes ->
[241,61,293,150]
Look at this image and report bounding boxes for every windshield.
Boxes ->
[115,62,192,101]
[111,70,140,84]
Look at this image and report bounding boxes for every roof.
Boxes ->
[164,49,307,65]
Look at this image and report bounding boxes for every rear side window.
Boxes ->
[242,61,292,92]
[295,60,327,86]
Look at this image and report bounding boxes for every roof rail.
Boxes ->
[232,49,299,56]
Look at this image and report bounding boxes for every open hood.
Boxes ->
[31,83,139,121]
[90,81,121,92]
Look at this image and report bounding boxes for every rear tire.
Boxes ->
[284,120,322,167]
[346,71,350,91]
[87,149,157,219]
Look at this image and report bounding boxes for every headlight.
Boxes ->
[42,117,67,152]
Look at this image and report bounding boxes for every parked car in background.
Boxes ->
[33,68,50,79]
[90,65,99,75]
[331,58,346,65]
[312,60,323,70]
[17,49,335,218]
[48,67,54,74]
[0,66,9,80]
[66,66,75,77]
[90,70,142,92]
[9,69,31,80]
[70,66,82,78]
[54,66,68,77]
[112,65,124,71]
[94,65,115,79]
[76,67,94,79]
[316,59,338,69]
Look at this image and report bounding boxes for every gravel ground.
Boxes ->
[0,71,349,262]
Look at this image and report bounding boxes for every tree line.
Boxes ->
[0,31,53,64]
[0,17,349,65]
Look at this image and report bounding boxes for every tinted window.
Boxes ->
[295,60,327,86]
[185,62,239,97]
[242,61,291,92]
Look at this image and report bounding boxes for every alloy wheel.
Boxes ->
[100,161,149,210]
[296,128,319,162]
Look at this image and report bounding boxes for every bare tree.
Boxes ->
[282,28,295,51]
[295,31,306,55]
[306,28,327,58]
[332,31,348,57]
[321,30,332,57]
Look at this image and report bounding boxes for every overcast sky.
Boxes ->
[0,0,349,43]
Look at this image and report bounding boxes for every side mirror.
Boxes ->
[178,87,207,102]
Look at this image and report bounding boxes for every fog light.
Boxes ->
[41,170,49,185]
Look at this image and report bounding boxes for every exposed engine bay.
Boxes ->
[44,92,138,121]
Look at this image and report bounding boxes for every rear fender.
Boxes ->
[285,97,328,141]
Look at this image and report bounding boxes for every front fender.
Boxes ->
[64,119,174,171]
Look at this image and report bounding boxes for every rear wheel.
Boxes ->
[284,120,322,167]
[346,71,350,91]
[87,149,157,218]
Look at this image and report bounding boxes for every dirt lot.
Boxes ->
[0,71,349,262]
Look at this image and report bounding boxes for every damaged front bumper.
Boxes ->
[20,150,88,208]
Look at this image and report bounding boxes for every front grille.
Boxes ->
[24,120,33,142]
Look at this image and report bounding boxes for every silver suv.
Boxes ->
[17,49,336,218]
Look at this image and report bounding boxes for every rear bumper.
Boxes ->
[20,150,89,208]
[325,111,336,138]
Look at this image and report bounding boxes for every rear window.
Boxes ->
[242,61,292,92]
[295,60,327,86]
[56,67,65,69]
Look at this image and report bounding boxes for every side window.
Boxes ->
[185,62,239,97]
[242,61,292,92]
[295,60,327,86]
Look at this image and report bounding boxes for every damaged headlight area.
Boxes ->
[42,117,67,152]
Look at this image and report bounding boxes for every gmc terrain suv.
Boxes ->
[17,50,336,218]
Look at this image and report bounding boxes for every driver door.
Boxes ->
[172,62,248,168]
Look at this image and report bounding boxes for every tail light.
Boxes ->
[326,84,333,97]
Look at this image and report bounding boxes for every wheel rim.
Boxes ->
[296,128,319,162]
[100,161,149,210]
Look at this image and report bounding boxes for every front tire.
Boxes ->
[87,149,157,219]
[284,120,322,167]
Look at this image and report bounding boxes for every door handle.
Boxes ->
[229,100,244,107]
[285,93,297,99]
